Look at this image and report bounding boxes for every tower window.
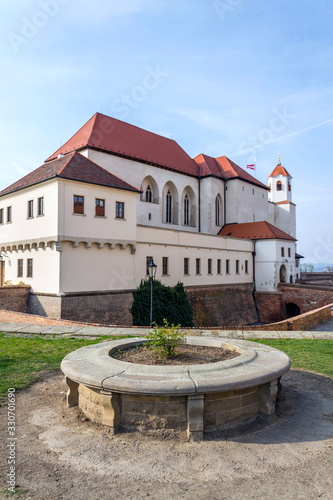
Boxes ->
[276,181,282,191]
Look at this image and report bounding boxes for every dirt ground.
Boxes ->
[1,369,333,500]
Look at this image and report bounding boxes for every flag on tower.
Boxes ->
[246,164,255,170]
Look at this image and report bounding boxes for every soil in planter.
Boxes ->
[112,344,240,365]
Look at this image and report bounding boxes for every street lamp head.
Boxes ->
[147,258,157,280]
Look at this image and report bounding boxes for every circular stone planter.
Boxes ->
[61,337,291,441]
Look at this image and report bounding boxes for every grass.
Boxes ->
[0,333,132,402]
[252,339,333,378]
[0,335,332,403]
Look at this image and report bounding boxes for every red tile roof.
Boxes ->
[0,152,140,197]
[194,153,268,189]
[46,113,200,177]
[269,164,292,178]
[219,221,296,241]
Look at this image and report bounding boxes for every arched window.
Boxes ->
[145,185,152,202]
[166,190,172,223]
[215,195,222,226]
[276,181,282,191]
[184,194,190,225]
[140,176,159,203]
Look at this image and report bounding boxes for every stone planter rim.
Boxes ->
[61,337,291,396]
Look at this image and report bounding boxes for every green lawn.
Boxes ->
[0,333,131,402]
[0,335,332,403]
[252,339,333,378]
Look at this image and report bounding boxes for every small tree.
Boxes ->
[131,279,193,327]
[300,263,315,272]
[147,320,184,359]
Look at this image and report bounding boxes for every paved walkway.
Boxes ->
[1,309,333,339]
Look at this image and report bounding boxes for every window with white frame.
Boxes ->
[27,200,34,218]
[7,206,12,223]
[27,258,33,278]
[37,197,44,216]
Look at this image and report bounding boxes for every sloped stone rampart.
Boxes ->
[186,283,258,327]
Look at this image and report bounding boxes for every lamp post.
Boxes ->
[147,258,157,327]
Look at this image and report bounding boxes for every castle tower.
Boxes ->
[268,156,292,203]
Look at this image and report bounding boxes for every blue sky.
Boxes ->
[1,0,333,264]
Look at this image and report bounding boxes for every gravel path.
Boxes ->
[1,369,333,500]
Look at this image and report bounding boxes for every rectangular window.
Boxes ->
[7,206,12,223]
[281,247,285,257]
[73,195,84,214]
[162,257,169,275]
[115,201,125,219]
[95,198,105,217]
[27,200,34,218]
[245,260,249,274]
[217,259,221,274]
[0,208,3,224]
[37,197,44,216]
[196,258,201,275]
[226,259,230,274]
[184,258,189,275]
[208,258,212,275]
[27,258,33,278]
[17,259,23,278]
[236,260,239,274]
[146,256,153,276]
[288,247,291,258]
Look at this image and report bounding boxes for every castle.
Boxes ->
[0,113,300,324]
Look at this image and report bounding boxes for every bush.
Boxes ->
[147,320,184,359]
[131,279,194,327]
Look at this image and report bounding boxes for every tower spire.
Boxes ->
[277,151,281,166]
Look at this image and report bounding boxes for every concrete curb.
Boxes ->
[1,322,333,339]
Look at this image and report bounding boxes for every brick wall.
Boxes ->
[0,285,30,313]
[186,283,259,327]
[279,284,333,312]
[255,291,284,323]
[60,290,134,325]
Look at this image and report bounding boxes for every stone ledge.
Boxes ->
[61,337,290,396]
[61,337,290,441]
